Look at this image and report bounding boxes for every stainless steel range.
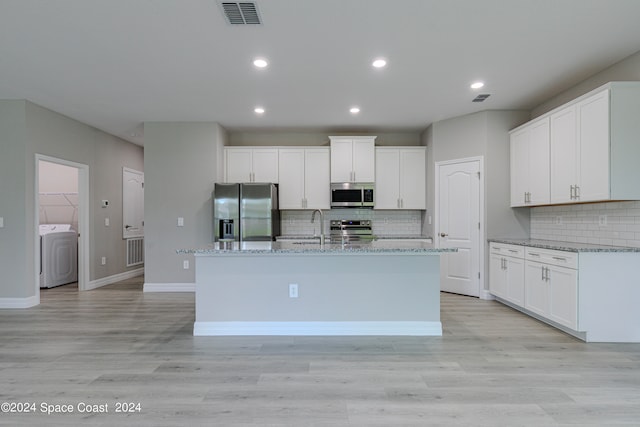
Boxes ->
[329,219,373,242]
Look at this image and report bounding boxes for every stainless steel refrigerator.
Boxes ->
[213,183,280,242]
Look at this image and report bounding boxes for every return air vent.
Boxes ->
[472,94,491,103]
[220,2,262,25]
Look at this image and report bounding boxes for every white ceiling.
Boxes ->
[1,0,640,146]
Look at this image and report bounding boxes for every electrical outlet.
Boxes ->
[177,217,184,227]
[555,216,563,225]
[105,217,110,227]
[599,215,608,226]
[289,283,299,298]
[183,260,189,269]
[101,257,106,265]
[0,217,4,228]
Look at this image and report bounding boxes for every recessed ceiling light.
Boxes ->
[350,107,360,114]
[254,107,265,114]
[372,58,387,68]
[253,58,268,68]
[471,81,485,89]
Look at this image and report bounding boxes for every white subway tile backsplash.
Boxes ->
[280,209,424,237]
[531,200,640,248]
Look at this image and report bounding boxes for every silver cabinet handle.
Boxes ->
[529,252,540,257]
[508,249,519,253]
[541,266,545,280]
[570,185,575,199]
[575,185,580,199]
[545,267,550,281]
[552,256,567,261]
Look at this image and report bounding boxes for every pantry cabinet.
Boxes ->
[510,117,550,206]
[489,243,525,307]
[278,148,330,210]
[375,147,426,209]
[330,136,376,183]
[225,148,279,183]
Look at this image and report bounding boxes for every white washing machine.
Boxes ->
[40,224,78,288]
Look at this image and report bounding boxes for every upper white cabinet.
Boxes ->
[509,82,640,206]
[225,148,279,183]
[375,147,426,209]
[510,117,550,206]
[549,91,610,203]
[330,136,376,182]
[278,148,330,210]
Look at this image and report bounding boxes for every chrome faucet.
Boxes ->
[311,209,325,245]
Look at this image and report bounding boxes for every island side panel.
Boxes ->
[194,252,441,335]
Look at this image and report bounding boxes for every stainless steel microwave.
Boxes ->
[330,183,374,208]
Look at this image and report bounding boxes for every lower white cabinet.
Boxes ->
[489,243,524,307]
[524,247,577,330]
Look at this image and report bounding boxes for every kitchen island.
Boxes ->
[180,241,455,336]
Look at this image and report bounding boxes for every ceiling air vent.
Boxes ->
[220,2,262,25]
[472,94,491,103]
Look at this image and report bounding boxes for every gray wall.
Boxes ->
[424,110,530,291]
[228,130,421,146]
[0,101,28,297]
[143,122,227,284]
[0,100,144,300]
[532,50,640,118]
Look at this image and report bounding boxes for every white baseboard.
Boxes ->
[480,289,495,300]
[0,295,40,309]
[86,268,144,290]
[193,321,443,336]
[143,282,195,292]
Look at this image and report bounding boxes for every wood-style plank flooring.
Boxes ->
[1,276,639,426]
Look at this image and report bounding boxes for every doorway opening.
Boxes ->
[35,155,89,297]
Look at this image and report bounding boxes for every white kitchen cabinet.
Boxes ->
[278,148,330,210]
[490,240,640,342]
[524,247,578,331]
[225,148,279,183]
[375,147,426,209]
[489,243,525,307]
[547,83,640,204]
[330,136,375,182]
[510,117,550,206]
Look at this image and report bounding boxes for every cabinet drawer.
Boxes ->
[525,247,577,269]
[490,243,524,258]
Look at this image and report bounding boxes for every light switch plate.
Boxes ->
[105,217,110,227]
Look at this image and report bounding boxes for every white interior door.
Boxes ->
[437,159,481,297]
[123,168,144,239]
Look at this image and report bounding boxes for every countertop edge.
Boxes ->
[489,238,640,253]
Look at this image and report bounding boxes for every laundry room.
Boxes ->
[38,160,79,289]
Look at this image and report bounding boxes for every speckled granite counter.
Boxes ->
[181,240,452,255]
[489,238,640,253]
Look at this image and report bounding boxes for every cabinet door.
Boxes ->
[399,148,426,209]
[505,256,525,307]
[528,118,550,205]
[550,106,577,203]
[524,261,548,317]
[489,254,507,298]
[510,128,529,207]
[225,148,253,183]
[304,148,330,209]
[278,149,305,209]
[330,138,354,182]
[375,149,400,209]
[252,149,279,183]
[352,138,375,182]
[547,265,578,330]
[577,90,610,202]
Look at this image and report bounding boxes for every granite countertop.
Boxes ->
[179,240,455,255]
[276,235,433,241]
[489,238,640,253]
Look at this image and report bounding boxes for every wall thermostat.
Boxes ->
[101,200,109,208]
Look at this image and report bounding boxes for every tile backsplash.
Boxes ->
[280,209,424,237]
[530,201,640,248]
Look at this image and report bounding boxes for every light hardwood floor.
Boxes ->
[1,277,639,426]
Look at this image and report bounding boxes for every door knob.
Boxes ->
[440,233,448,238]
